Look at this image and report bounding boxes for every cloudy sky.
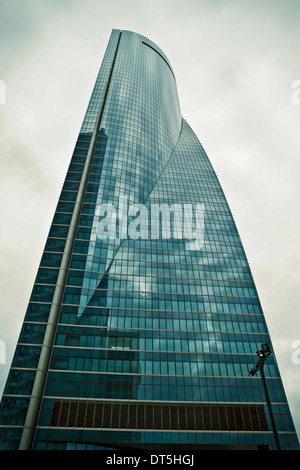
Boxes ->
[0,0,299,438]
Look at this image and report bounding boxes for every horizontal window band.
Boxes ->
[49,399,268,432]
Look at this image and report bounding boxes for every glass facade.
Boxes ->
[0,29,298,450]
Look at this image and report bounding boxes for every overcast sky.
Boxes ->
[0,0,299,439]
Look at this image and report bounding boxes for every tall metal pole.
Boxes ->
[249,343,281,451]
[257,358,281,451]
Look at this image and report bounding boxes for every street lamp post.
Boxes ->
[250,343,281,450]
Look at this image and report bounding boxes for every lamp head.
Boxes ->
[256,343,271,360]
[257,350,265,359]
[261,343,271,354]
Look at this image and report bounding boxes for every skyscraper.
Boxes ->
[0,29,298,450]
